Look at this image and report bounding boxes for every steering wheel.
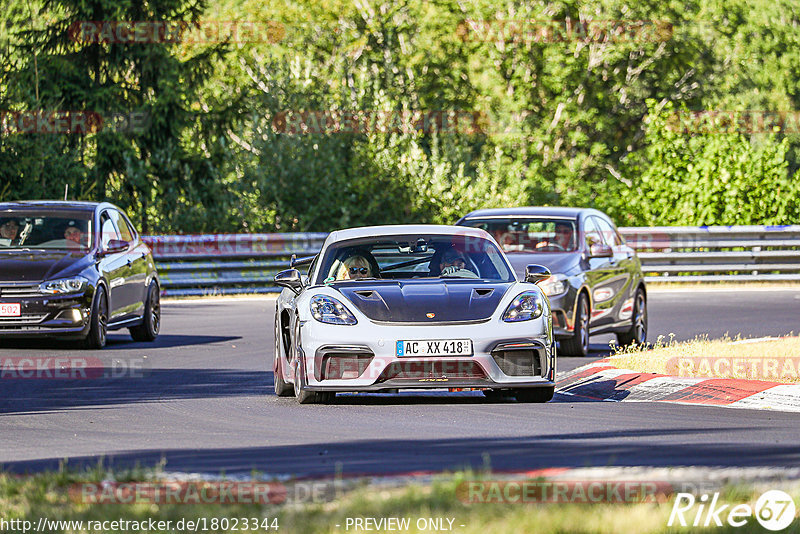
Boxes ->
[536,241,565,251]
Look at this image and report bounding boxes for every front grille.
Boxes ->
[0,314,49,327]
[0,284,41,298]
[321,353,373,380]
[377,360,486,383]
[492,348,542,377]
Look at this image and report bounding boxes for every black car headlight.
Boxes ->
[310,295,357,325]
[502,291,544,322]
[39,277,87,295]
[539,273,568,297]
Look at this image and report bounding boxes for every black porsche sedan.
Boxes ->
[0,201,160,349]
[457,207,647,357]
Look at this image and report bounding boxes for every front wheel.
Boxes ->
[513,387,555,403]
[82,286,108,350]
[130,282,160,342]
[617,289,647,347]
[560,293,589,357]
[291,319,328,404]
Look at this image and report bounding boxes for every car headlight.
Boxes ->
[39,277,87,295]
[502,291,544,322]
[539,273,568,297]
[310,295,357,325]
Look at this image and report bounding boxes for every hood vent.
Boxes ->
[473,288,494,297]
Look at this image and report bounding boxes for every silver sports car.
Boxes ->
[272,225,556,404]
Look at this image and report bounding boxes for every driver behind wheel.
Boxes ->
[0,218,19,246]
[536,222,573,250]
[439,248,478,278]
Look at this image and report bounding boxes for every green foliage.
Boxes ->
[1,0,799,232]
[613,101,798,226]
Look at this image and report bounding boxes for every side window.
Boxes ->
[594,217,622,247]
[110,210,134,242]
[100,212,120,248]
[583,217,603,249]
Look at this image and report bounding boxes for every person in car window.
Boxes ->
[335,254,374,281]
[439,248,478,278]
[537,222,573,251]
[0,218,19,246]
[64,223,86,249]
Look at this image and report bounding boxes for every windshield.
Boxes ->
[316,234,515,284]
[0,210,93,251]
[460,218,578,253]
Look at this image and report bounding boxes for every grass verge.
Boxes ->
[1,468,799,533]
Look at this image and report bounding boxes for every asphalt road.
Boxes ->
[0,288,798,477]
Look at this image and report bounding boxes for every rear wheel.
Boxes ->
[82,286,108,350]
[560,293,589,356]
[617,289,647,347]
[130,282,160,342]
[513,386,554,403]
[273,313,293,397]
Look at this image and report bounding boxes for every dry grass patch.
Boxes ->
[609,336,800,383]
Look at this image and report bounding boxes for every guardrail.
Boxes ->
[143,225,800,296]
[621,225,800,283]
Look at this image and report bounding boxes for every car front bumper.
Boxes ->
[0,289,92,338]
[298,318,555,392]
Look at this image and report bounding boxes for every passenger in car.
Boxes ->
[336,254,375,281]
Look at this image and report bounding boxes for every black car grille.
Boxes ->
[0,284,41,298]
[376,360,487,383]
[0,314,49,327]
[492,347,543,377]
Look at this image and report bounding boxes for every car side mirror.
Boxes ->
[101,239,129,255]
[589,243,613,258]
[274,269,303,293]
[525,264,551,284]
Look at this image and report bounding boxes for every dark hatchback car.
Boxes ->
[0,201,160,349]
[457,207,646,356]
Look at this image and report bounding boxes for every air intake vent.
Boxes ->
[492,349,542,377]
[473,288,494,297]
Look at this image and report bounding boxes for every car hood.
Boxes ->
[506,252,580,279]
[0,250,92,283]
[335,280,513,323]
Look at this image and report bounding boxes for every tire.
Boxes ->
[513,386,554,403]
[82,286,108,350]
[560,292,589,357]
[291,318,326,404]
[617,289,647,347]
[130,282,160,342]
[273,313,293,397]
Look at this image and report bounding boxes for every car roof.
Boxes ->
[0,200,105,212]
[459,206,601,219]
[327,224,491,243]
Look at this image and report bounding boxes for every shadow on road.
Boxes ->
[0,368,268,415]
[3,425,795,477]
[0,334,241,352]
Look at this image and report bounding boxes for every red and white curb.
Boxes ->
[556,360,800,412]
